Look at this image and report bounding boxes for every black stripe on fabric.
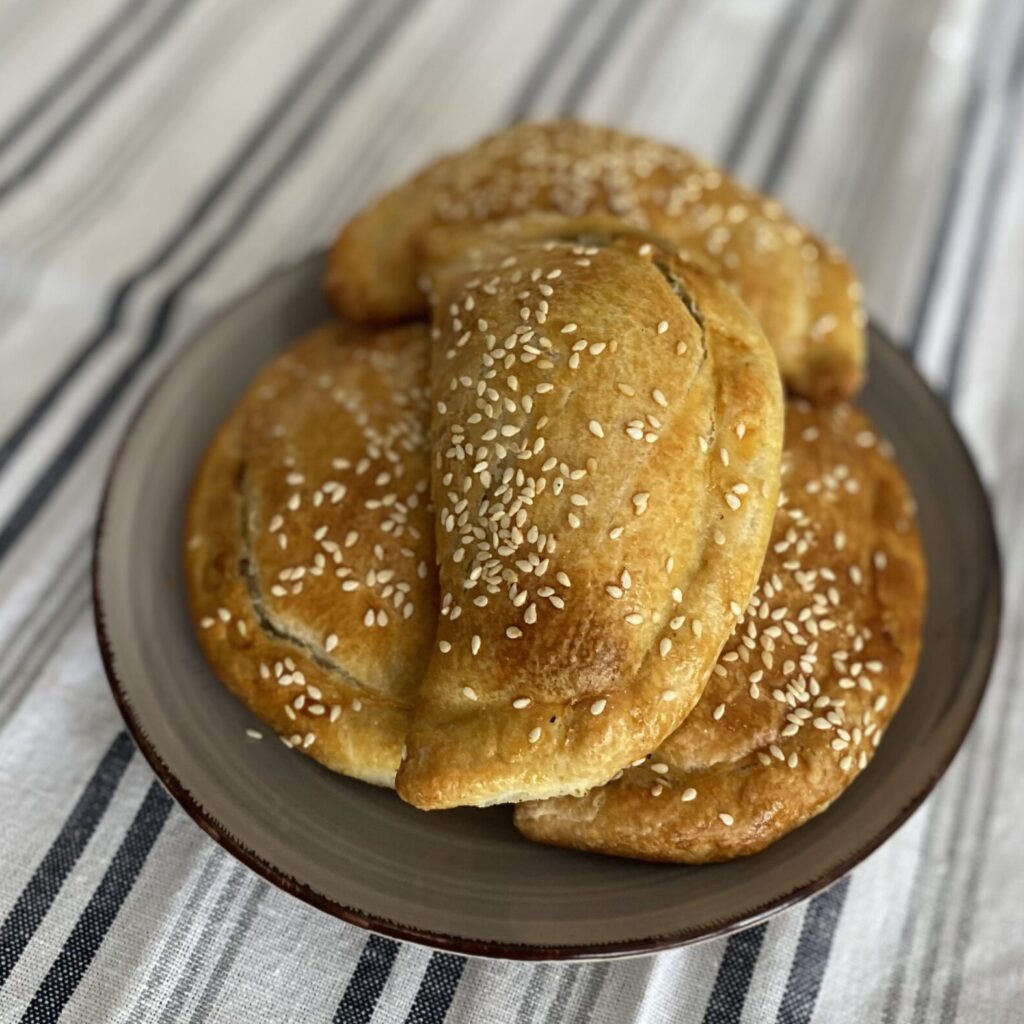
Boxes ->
[902,0,1004,362]
[775,877,850,1024]
[505,0,595,120]
[0,0,419,571]
[20,781,173,1024]
[0,0,378,476]
[557,0,646,115]
[702,923,769,1024]
[722,0,811,170]
[0,0,150,156]
[759,0,860,193]
[903,91,981,361]
[904,0,1011,363]
[333,935,401,1024]
[0,0,195,204]
[940,25,1024,397]
[0,731,134,988]
[404,953,466,1024]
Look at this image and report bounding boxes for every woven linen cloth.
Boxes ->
[0,0,1021,1020]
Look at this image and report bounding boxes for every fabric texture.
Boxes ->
[0,0,1021,1020]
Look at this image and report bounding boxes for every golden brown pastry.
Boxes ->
[325,119,865,402]
[514,402,926,860]
[395,229,784,809]
[184,322,436,787]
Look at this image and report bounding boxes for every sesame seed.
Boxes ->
[528,727,542,744]
[325,633,339,653]
[590,699,607,715]
[588,420,605,438]
[657,320,669,334]
[561,323,578,334]
[650,762,669,774]
[681,787,697,802]
[725,493,741,511]
[719,813,734,827]
[512,697,531,709]
[662,689,678,701]
[506,625,523,639]
[471,634,481,656]
[659,638,672,658]
[712,703,725,721]
[691,619,703,638]
[652,388,668,408]
[463,686,478,701]
[438,640,451,653]
[245,728,262,740]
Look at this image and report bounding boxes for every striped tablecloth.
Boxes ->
[0,0,1021,1020]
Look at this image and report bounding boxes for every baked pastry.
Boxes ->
[395,228,784,809]
[325,119,865,402]
[514,401,926,860]
[185,321,436,787]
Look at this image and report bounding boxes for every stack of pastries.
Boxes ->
[186,121,926,862]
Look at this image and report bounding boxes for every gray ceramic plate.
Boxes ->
[94,254,1001,960]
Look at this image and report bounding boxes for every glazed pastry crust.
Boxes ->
[514,402,926,860]
[325,119,865,402]
[395,231,783,809]
[184,322,436,787]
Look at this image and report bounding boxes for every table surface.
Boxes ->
[0,0,1021,1021]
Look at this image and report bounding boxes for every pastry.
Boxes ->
[325,119,865,402]
[184,321,436,787]
[395,228,784,809]
[514,401,926,861]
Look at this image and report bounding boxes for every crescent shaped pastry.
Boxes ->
[184,322,436,787]
[514,401,926,860]
[325,119,865,402]
[395,230,783,809]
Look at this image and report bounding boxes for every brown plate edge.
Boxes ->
[90,267,1003,961]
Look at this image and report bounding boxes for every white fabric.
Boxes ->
[0,0,1021,1020]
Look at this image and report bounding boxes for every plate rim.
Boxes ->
[91,255,1003,961]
